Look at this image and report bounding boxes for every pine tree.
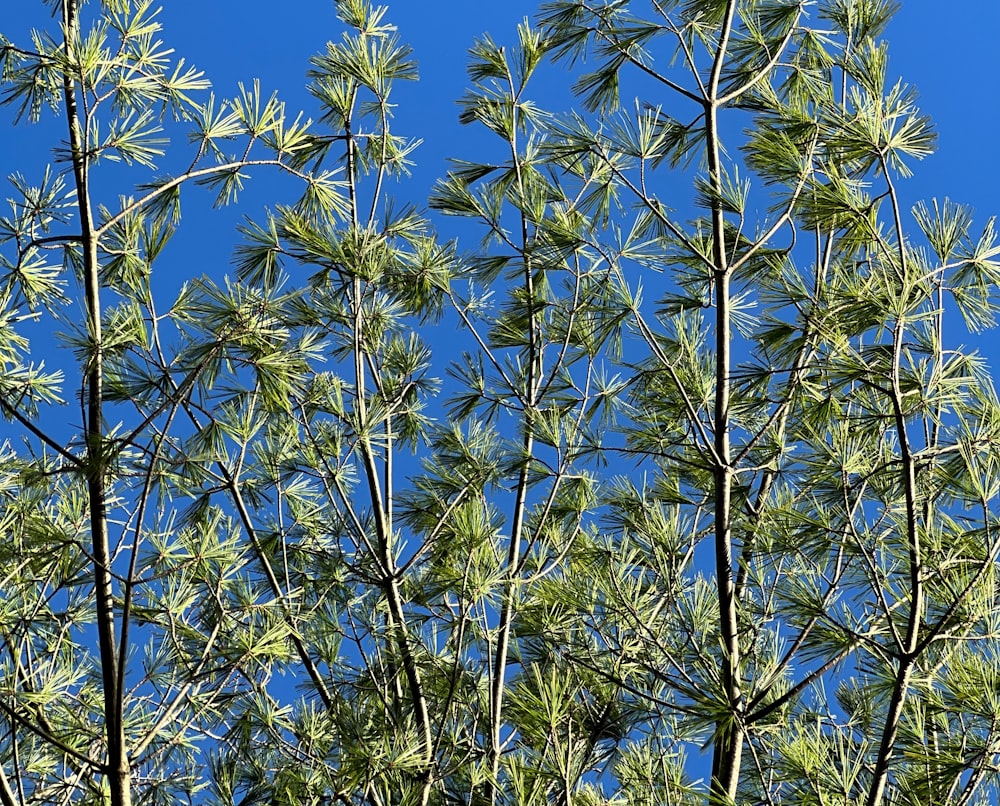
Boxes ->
[2,1,1000,805]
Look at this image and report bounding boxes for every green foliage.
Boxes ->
[2,1,1000,805]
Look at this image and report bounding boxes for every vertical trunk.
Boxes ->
[705,4,741,799]
[488,439,532,804]
[485,71,539,806]
[709,266,742,804]
[865,313,924,806]
[345,106,433,800]
[60,3,131,804]
[865,661,914,806]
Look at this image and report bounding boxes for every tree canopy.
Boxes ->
[2,1,1000,805]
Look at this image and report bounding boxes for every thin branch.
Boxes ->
[94,159,309,237]
[717,14,801,106]
[0,397,83,466]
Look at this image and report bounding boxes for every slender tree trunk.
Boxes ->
[60,2,131,804]
[866,660,914,806]
[866,305,924,805]
[485,73,540,806]
[705,4,741,801]
[709,266,742,803]
[62,3,129,803]
[488,438,532,804]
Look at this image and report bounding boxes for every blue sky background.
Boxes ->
[4,0,998,313]
[1,0,997,448]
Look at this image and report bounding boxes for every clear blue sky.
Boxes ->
[144,0,1000,213]
[2,0,999,345]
